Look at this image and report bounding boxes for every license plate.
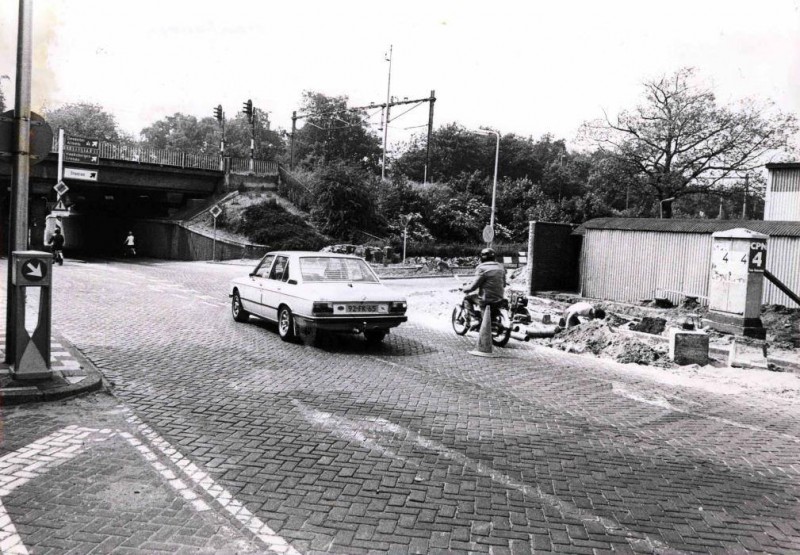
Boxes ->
[347,304,378,313]
[333,303,387,314]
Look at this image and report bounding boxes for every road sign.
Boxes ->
[13,252,51,286]
[482,225,495,243]
[64,136,99,150]
[210,205,222,218]
[63,151,99,164]
[64,167,98,181]
[0,110,54,167]
[53,181,69,195]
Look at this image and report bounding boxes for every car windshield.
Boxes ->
[300,257,379,283]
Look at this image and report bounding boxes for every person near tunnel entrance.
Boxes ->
[123,231,136,257]
[49,227,65,265]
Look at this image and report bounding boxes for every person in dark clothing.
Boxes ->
[49,227,65,265]
[462,248,506,321]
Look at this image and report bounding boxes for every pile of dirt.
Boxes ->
[547,319,670,366]
[761,305,800,349]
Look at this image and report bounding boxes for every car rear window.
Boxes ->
[300,257,379,283]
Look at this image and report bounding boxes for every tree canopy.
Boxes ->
[292,92,382,172]
[43,102,131,142]
[579,68,797,203]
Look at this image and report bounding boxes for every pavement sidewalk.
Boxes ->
[0,330,103,405]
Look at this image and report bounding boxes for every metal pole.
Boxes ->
[212,218,217,262]
[381,45,392,181]
[290,111,296,171]
[5,0,32,363]
[219,114,225,171]
[403,226,407,265]
[742,174,749,219]
[424,90,435,184]
[490,131,499,232]
[57,128,64,182]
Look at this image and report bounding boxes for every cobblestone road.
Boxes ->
[2,259,800,554]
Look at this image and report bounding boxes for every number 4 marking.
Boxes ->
[752,251,763,267]
[723,253,728,262]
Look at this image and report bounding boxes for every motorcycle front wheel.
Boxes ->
[451,305,470,335]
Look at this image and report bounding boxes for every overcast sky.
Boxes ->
[1,0,799,154]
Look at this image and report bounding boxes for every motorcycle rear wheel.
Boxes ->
[491,320,512,347]
[451,305,470,335]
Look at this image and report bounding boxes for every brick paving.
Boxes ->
[0,258,799,553]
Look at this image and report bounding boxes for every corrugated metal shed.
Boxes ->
[578,218,800,307]
[765,164,800,221]
[575,218,800,236]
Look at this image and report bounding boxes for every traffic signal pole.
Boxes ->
[5,0,33,363]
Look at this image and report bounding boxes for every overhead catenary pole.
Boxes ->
[381,45,392,181]
[5,0,33,363]
[424,90,436,184]
[290,111,297,170]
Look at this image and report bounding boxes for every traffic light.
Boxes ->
[213,104,223,122]
[242,99,253,123]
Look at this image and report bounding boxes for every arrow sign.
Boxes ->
[64,167,98,181]
[65,136,99,150]
[64,152,99,164]
[21,259,47,282]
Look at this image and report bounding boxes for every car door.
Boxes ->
[262,255,289,322]
[241,254,275,318]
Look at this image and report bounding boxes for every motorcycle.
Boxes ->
[451,293,514,347]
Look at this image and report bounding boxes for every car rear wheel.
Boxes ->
[278,306,296,342]
[364,330,387,344]
[232,291,249,323]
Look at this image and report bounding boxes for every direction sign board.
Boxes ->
[64,167,98,181]
[63,151,99,164]
[64,136,99,150]
[209,205,222,218]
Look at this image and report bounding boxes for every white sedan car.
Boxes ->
[229,251,408,344]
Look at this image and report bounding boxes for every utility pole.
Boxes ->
[742,174,749,219]
[381,45,392,181]
[5,0,32,364]
[424,90,436,184]
[290,111,297,171]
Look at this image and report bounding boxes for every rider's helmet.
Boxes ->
[479,248,496,262]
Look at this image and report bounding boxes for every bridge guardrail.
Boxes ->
[49,135,277,175]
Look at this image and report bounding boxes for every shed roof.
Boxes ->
[574,218,800,237]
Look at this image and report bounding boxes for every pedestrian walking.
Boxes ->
[123,231,136,257]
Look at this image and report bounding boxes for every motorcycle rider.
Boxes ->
[49,227,65,265]
[462,247,506,326]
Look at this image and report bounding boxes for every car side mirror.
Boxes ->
[287,279,297,285]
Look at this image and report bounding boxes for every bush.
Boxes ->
[236,199,328,251]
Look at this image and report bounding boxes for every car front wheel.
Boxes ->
[278,306,296,342]
[231,291,249,323]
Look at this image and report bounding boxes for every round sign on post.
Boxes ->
[482,225,495,244]
[0,111,54,169]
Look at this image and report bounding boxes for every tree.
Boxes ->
[310,163,384,241]
[579,68,797,206]
[43,102,131,142]
[291,92,382,171]
[0,75,8,113]
[140,113,220,155]
[224,112,285,161]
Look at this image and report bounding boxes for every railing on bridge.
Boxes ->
[49,136,278,176]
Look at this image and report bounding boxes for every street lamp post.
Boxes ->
[471,129,500,245]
